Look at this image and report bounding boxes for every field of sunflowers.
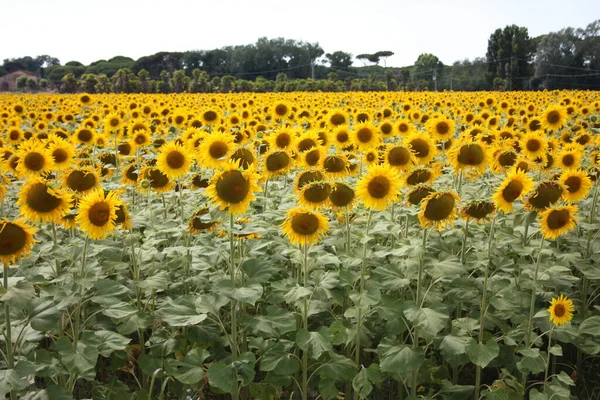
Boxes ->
[1,91,600,400]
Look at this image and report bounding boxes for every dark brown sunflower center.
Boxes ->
[529,120,541,131]
[67,171,96,192]
[367,176,391,199]
[366,152,377,162]
[499,152,517,167]
[276,133,291,148]
[399,123,409,133]
[9,130,19,140]
[118,142,132,155]
[546,111,560,125]
[192,175,209,188]
[135,135,147,145]
[125,165,138,182]
[109,118,119,127]
[266,152,290,172]
[26,183,62,212]
[298,138,316,152]
[88,202,111,227]
[231,149,254,170]
[203,111,217,122]
[388,147,411,166]
[356,128,373,143]
[457,144,484,165]
[24,152,45,171]
[174,116,185,125]
[502,180,524,202]
[323,156,346,173]
[526,139,541,152]
[528,182,563,209]
[410,138,429,158]
[291,213,319,235]
[52,148,69,163]
[166,151,185,169]
[553,303,566,317]
[115,205,126,224]
[329,183,355,207]
[562,154,575,167]
[78,129,93,142]
[304,183,331,204]
[147,169,169,188]
[407,169,431,186]
[381,123,393,135]
[464,202,495,219]
[408,186,434,205]
[99,153,116,166]
[216,171,250,204]
[424,193,455,221]
[209,141,228,159]
[191,217,216,231]
[357,113,368,123]
[275,104,288,116]
[436,122,450,135]
[336,131,349,143]
[0,223,27,256]
[304,149,321,166]
[297,171,324,190]
[329,114,346,126]
[564,176,581,193]
[547,209,570,230]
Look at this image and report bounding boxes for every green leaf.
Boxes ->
[28,298,60,331]
[1,279,34,308]
[321,353,356,381]
[46,384,74,400]
[208,361,236,394]
[296,329,332,360]
[92,279,133,306]
[318,378,339,400]
[466,339,499,368]
[349,286,381,307]
[379,345,424,374]
[579,316,600,335]
[260,343,300,375]
[246,306,296,337]
[157,296,207,327]
[404,303,449,336]
[429,257,466,279]
[102,301,137,319]
[195,293,228,315]
[352,364,381,399]
[241,258,280,283]
[166,348,209,385]
[283,285,312,303]
[516,347,546,374]
[216,280,263,305]
[56,337,99,374]
[329,320,356,346]
[94,330,131,357]
[117,311,152,335]
[136,270,169,293]
[440,335,475,358]
[371,264,410,290]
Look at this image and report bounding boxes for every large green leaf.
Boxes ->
[259,343,300,375]
[440,335,475,359]
[466,339,499,368]
[379,345,424,374]
[404,303,449,336]
[1,279,34,308]
[208,361,236,394]
[246,306,296,337]
[93,330,132,357]
[157,296,207,327]
[321,353,356,381]
[166,348,209,385]
[352,364,381,399]
[370,264,410,290]
[579,316,600,335]
[28,298,60,331]
[216,280,263,305]
[241,258,281,283]
[296,329,332,360]
[56,337,99,374]
[283,285,312,303]
[92,279,133,306]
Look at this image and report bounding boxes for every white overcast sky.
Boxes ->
[1,0,598,68]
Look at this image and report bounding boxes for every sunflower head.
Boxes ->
[205,160,261,215]
[460,200,496,222]
[75,189,123,240]
[548,295,574,327]
[418,191,460,230]
[156,141,192,179]
[492,168,535,213]
[17,178,72,223]
[282,207,329,247]
[525,181,564,211]
[559,169,592,203]
[0,219,37,266]
[356,164,402,211]
[539,205,578,240]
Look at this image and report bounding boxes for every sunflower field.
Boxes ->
[1,91,600,400]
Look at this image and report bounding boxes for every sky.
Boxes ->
[1,0,599,68]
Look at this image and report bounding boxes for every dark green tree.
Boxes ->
[486,25,535,90]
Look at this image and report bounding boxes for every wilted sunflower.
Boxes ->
[0,219,37,266]
[407,185,435,206]
[356,164,402,210]
[205,160,261,215]
[525,181,564,211]
[539,205,578,240]
[63,167,101,193]
[295,170,326,193]
[492,168,535,213]
[427,117,455,141]
[559,169,592,203]
[76,189,122,240]
[141,167,175,193]
[156,141,192,179]
[404,166,441,187]
[460,200,496,222]
[419,191,461,230]
[492,147,518,173]
[385,144,415,171]
[16,141,54,178]
[447,138,489,174]
[188,208,219,234]
[405,132,438,165]
[17,178,72,223]
[263,150,293,178]
[197,131,235,169]
[298,181,331,209]
[282,207,329,247]
[323,155,349,178]
[541,105,567,131]
[548,295,574,327]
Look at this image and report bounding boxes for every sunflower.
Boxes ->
[352,122,380,152]
[520,131,547,160]
[327,109,349,127]
[378,121,396,137]
[197,131,235,169]
[17,178,72,223]
[188,208,219,234]
[76,189,122,240]
[272,101,292,120]
[525,181,564,211]
[492,169,535,213]
[539,205,578,240]
[407,185,435,206]
[282,207,329,247]
[268,129,296,150]
[396,119,415,137]
[230,147,257,170]
[405,132,438,165]
[447,138,489,174]
[295,170,326,193]
[385,144,415,171]
[297,181,331,209]
[0,219,37,266]
[559,169,592,203]
[7,127,23,145]
[332,126,352,149]
[205,160,261,215]
[63,167,101,194]
[328,182,356,211]
[460,200,496,222]
[541,105,567,131]
[296,130,321,153]
[492,147,518,173]
[364,148,380,167]
[263,150,293,178]
[323,155,349,178]
[427,117,455,141]
[200,109,220,125]
[48,137,75,171]
[16,141,54,178]
[141,167,175,193]
[156,141,193,179]
[419,191,461,230]
[556,145,583,170]
[131,129,151,149]
[404,166,441,187]
[548,295,574,327]
[115,203,132,230]
[356,164,402,210]
[74,127,95,145]
[104,112,122,132]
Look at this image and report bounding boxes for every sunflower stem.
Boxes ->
[302,244,309,400]
[345,213,351,252]
[131,238,146,389]
[355,209,373,388]
[74,236,89,351]
[177,179,185,225]
[457,169,464,195]
[390,203,396,248]
[521,237,545,397]
[411,228,428,398]
[3,263,16,400]
[460,218,470,264]
[544,327,554,393]
[474,216,496,400]
[228,214,239,400]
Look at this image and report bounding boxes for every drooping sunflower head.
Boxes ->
[460,200,496,222]
[539,205,578,240]
[281,207,329,247]
[230,147,257,170]
[404,166,441,187]
[322,155,349,178]
[356,164,402,211]
[205,160,261,215]
[548,294,574,327]
[75,189,122,240]
[263,150,293,178]
[525,180,564,211]
[0,219,37,266]
[295,170,325,193]
[156,141,193,179]
[141,167,175,193]
[328,182,356,211]
[63,167,101,194]
[407,185,435,206]
[17,178,72,224]
[492,168,535,213]
[297,181,331,210]
[419,191,461,230]
[559,169,592,203]
[188,207,219,234]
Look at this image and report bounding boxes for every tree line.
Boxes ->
[1,19,599,93]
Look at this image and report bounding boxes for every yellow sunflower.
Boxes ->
[297,181,331,210]
[197,131,235,169]
[268,128,296,151]
[539,205,578,240]
[525,181,564,211]
[352,122,380,152]
[447,138,489,174]
[0,219,37,266]
[492,168,535,213]
[16,141,54,178]
[520,131,547,161]
[460,200,496,222]
[548,295,574,327]
[63,167,101,194]
[419,191,461,230]
[141,167,175,193]
[328,182,357,211]
[556,145,583,170]
[205,160,261,215]
[47,137,75,171]
[356,164,402,210]
[263,150,293,178]
[282,207,329,247]
[427,117,455,141]
[17,178,72,224]
[384,144,415,171]
[156,141,193,179]
[76,189,122,240]
[559,169,592,203]
[541,105,567,131]
[405,132,438,165]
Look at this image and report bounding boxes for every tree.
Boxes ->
[80,74,98,93]
[16,75,28,91]
[26,77,38,92]
[375,51,394,67]
[39,79,49,90]
[61,73,78,93]
[137,69,150,93]
[412,53,444,90]
[170,69,189,93]
[95,74,111,93]
[486,25,535,90]
[356,54,371,66]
